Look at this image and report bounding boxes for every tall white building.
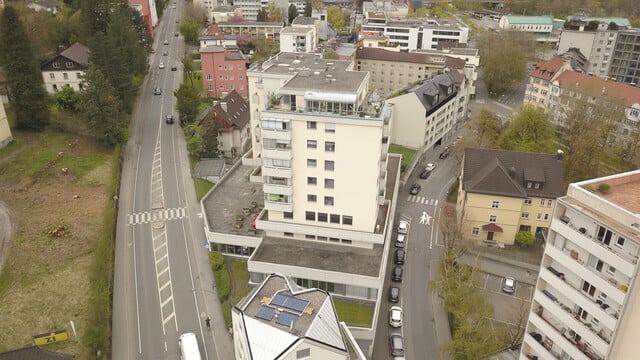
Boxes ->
[521,170,640,360]
[279,26,316,53]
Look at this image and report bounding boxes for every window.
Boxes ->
[297,347,311,359]
[318,212,327,222]
[49,73,55,79]
[472,227,479,235]
[261,118,289,130]
[307,140,317,149]
[544,214,549,220]
[524,198,532,205]
[325,141,335,152]
[307,194,317,202]
[284,212,293,219]
[325,123,336,133]
[537,213,542,220]
[607,265,616,275]
[330,214,340,223]
[491,201,500,209]
[526,182,532,188]
[207,74,213,80]
[582,281,596,297]
[521,212,529,219]
[540,199,546,206]
[317,236,327,241]
[237,64,243,70]
[305,211,315,221]
[307,177,317,185]
[324,178,334,189]
[534,183,540,189]
[76,72,81,79]
[218,65,222,70]
[219,75,223,80]
[616,236,625,247]
[305,234,316,240]
[547,199,552,207]
[284,232,294,237]
[324,196,334,206]
[307,159,317,167]
[329,237,339,242]
[63,73,68,80]
[343,215,353,225]
[307,121,317,129]
[324,160,334,171]
[342,239,352,244]
[53,62,60,68]
[489,215,497,223]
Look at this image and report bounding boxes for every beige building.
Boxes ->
[40,43,89,94]
[524,57,572,108]
[521,170,640,360]
[0,101,12,150]
[353,47,467,97]
[212,90,251,158]
[232,273,366,359]
[457,148,565,246]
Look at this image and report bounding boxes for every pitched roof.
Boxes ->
[505,15,553,25]
[0,346,75,360]
[60,43,90,66]
[292,16,316,25]
[462,148,565,199]
[530,57,565,81]
[213,90,250,130]
[555,70,640,107]
[356,47,464,69]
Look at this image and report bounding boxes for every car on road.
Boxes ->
[398,220,408,235]
[503,276,516,293]
[171,64,177,71]
[172,5,176,8]
[391,266,403,282]
[389,306,403,327]
[409,183,421,195]
[395,233,405,248]
[425,163,437,171]
[389,333,405,356]
[174,32,179,37]
[153,87,162,95]
[388,286,400,303]
[439,147,450,159]
[163,50,168,56]
[165,115,174,124]
[419,168,432,179]
[159,62,165,69]
[394,249,405,265]
[164,39,169,45]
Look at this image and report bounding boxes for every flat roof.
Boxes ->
[581,172,640,215]
[281,27,313,34]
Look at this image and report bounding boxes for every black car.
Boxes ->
[409,183,421,195]
[153,87,162,95]
[419,169,431,179]
[394,249,405,265]
[392,266,403,282]
[174,32,179,37]
[389,333,405,357]
[165,114,174,124]
[171,64,177,71]
[439,147,450,159]
[389,286,400,303]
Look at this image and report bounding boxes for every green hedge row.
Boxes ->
[210,251,231,300]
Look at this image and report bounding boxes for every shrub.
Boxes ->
[214,265,231,300]
[598,183,611,193]
[515,231,535,247]
[209,251,225,270]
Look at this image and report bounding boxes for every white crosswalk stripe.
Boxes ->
[406,195,438,206]
[128,207,188,225]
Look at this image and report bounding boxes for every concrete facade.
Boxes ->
[279,26,316,53]
[557,26,618,78]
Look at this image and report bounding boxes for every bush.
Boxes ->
[515,231,535,247]
[209,251,225,270]
[598,183,611,193]
[214,265,231,300]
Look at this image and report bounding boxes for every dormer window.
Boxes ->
[53,62,60,68]
[66,62,74,68]
[526,182,532,188]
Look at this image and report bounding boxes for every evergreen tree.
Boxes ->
[201,114,219,158]
[0,6,50,131]
[288,4,298,24]
[256,8,268,22]
[304,0,312,17]
[175,83,201,125]
[80,0,111,35]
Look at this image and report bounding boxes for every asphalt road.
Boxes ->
[111,3,222,359]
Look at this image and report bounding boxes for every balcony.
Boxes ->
[262,147,292,161]
[528,309,590,360]
[261,127,290,140]
[522,331,560,360]
[262,166,292,178]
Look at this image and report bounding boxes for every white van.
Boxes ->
[179,333,202,360]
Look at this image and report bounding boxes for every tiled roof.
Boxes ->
[0,346,74,360]
[530,57,565,81]
[204,24,224,39]
[505,15,553,25]
[555,70,640,107]
[462,148,565,199]
[213,90,250,130]
[60,43,89,66]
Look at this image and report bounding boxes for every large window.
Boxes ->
[305,211,315,221]
[330,214,340,223]
[261,117,289,130]
[325,160,334,171]
[325,141,335,152]
[318,212,327,222]
[307,140,317,149]
[343,215,353,225]
[263,158,290,168]
[324,178,334,189]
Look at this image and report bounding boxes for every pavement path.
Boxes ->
[0,200,14,274]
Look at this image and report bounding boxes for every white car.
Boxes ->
[159,62,165,69]
[389,306,403,327]
[395,234,405,248]
[425,163,437,171]
[503,277,516,293]
[398,220,408,235]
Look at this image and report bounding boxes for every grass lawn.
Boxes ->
[194,178,215,201]
[333,299,374,327]
[388,144,416,174]
[220,258,251,328]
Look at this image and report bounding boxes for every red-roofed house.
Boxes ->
[200,23,237,48]
[200,46,249,98]
[524,57,572,108]
[551,70,640,137]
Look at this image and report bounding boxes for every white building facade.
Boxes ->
[279,26,316,53]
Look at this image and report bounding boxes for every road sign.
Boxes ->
[33,330,68,345]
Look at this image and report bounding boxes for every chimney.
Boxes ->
[557,149,564,160]
[220,102,228,112]
[509,166,516,179]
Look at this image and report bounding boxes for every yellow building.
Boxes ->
[457,148,565,246]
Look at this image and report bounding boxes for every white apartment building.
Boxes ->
[280,26,316,53]
[360,14,468,52]
[521,170,640,360]
[232,273,366,359]
[557,24,619,78]
[232,0,262,21]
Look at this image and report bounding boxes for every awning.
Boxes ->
[482,223,503,232]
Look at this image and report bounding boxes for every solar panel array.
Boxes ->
[271,293,309,312]
[255,305,276,321]
[276,311,298,327]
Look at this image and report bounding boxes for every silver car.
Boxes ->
[503,277,516,293]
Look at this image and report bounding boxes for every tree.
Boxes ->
[465,108,501,149]
[55,86,81,112]
[182,55,196,87]
[304,0,312,17]
[322,50,339,59]
[78,64,128,146]
[80,0,112,35]
[183,123,204,158]
[175,83,201,125]
[498,104,555,153]
[407,8,427,18]
[327,6,344,30]
[256,8,268,22]
[179,15,202,45]
[201,116,219,158]
[265,1,283,23]
[430,6,444,18]
[514,231,535,247]
[0,6,50,131]
[477,30,535,95]
[288,4,298,24]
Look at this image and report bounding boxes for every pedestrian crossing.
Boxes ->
[407,196,438,206]
[129,207,188,225]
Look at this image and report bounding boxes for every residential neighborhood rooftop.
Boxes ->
[555,70,640,107]
[530,57,565,81]
[280,26,313,34]
[504,15,554,25]
[292,16,316,25]
[59,42,89,66]
[577,170,640,215]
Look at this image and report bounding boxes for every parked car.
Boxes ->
[398,220,408,235]
[153,87,162,95]
[163,50,168,56]
[164,39,169,45]
[389,306,403,327]
[409,183,421,195]
[388,286,400,303]
[389,333,405,356]
[159,62,165,69]
[394,249,405,265]
[419,168,431,179]
[174,32,179,37]
[165,114,174,124]
[392,266,403,282]
[439,147,450,159]
[171,64,177,71]
[395,233,405,248]
[503,277,516,293]
[425,163,437,171]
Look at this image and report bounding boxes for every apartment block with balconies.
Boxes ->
[521,170,640,360]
